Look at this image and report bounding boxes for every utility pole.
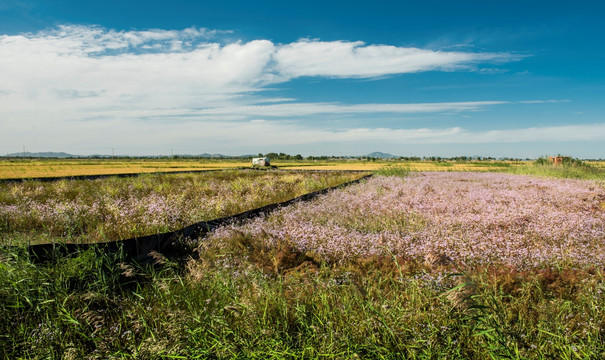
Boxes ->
[170,148,174,157]
[112,147,115,159]
[23,146,26,157]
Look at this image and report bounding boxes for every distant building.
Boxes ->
[252,157,271,167]
[548,156,563,165]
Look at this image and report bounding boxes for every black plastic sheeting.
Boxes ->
[25,174,372,262]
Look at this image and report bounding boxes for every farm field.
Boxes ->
[0,159,251,179]
[2,166,605,358]
[3,158,605,180]
[0,170,365,246]
[0,158,530,179]
[212,172,605,268]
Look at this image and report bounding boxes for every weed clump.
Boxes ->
[374,165,410,177]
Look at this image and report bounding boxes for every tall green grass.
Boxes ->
[2,240,604,358]
[377,157,605,181]
[503,157,605,180]
[374,166,410,177]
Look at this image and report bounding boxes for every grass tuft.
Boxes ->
[373,165,410,177]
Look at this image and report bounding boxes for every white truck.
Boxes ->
[252,157,271,167]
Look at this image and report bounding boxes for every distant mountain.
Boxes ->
[365,152,397,159]
[6,151,74,158]
[196,153,232,158]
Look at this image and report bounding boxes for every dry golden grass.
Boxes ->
[0,159,250,179]
[586,161,605,168]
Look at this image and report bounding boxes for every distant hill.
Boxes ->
[365,152,397,159]
[6,151,74,158]
[196,153,232,158]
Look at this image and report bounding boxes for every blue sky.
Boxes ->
[1,0,604,157]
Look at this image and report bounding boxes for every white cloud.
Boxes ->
[184,122,605,149]
[0,36,278,129]
[36,100,504,123]
[273,40,518,78]
[188,101,507,118]
[4,111,603,155]
[0,25,518,122]
[3,25,579,156]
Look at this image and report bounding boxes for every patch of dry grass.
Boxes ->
[0,159,250,179]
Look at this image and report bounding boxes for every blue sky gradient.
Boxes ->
[1,0,603,157]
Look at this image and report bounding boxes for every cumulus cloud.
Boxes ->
[0,25,278,124]
[0,25,517,118]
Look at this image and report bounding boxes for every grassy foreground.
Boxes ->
[2,243,604,359]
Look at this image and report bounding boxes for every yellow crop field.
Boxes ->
[9,157,605,179]
[0,159,249,179]
[0,158,536,179]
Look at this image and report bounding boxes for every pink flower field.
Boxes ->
[210,172,605,268]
